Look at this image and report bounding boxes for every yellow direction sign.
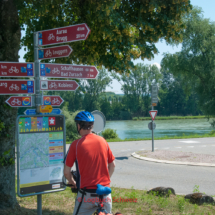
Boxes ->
[152,103,157,106]
[40,105,53,113]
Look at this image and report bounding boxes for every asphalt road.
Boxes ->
[67,137,215,195]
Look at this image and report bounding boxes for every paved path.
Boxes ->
[67,137,215,195]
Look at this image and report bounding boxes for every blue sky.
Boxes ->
[18,0,215,94]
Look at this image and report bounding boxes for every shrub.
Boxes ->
[102,128,118,139]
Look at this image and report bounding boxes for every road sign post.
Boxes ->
[6,96,33,107]
[39,63,99,79]
[38,45,73,60]
[149,110,158,152]
[38,23,91,46]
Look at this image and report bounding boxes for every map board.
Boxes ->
[16,115,66,197]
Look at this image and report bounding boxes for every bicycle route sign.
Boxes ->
[0,80,35,95]
[5,96,32,107]
[38,45,73,60]
[38,23,91,46]
[40,63,99,79]
[0,62,34,77]
[40,80,79,91]
[43,96,64,106]
[24,108,62,115]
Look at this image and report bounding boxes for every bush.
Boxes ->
[62,106,81,142]
[102,128,118,139]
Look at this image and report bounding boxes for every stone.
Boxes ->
[184,193,215,205]
[147,187,176,197]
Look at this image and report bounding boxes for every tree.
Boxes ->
[81,67,112,112]
[161,7,215,117]
[21,0,192,73]
[119,63,162,116]
[0,0,192,210]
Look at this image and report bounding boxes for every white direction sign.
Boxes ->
[149,110,158,121]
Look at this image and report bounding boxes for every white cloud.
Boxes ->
[151,62,161,70]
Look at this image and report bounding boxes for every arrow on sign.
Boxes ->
[38,23,91,46]
[24,108,62,115]
[6,96,32,107]
[38,45,73,60]
[43,96,64,106]
[39,63,99,79]
[149,110,158,121]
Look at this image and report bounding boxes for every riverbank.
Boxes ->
[132,115,207,120]
[65,131,215,144]
[106,130,215,142]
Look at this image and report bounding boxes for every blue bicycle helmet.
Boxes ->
[75,111,94,122]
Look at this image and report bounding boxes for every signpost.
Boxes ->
[149,110,158,152]
[40,80,79,91]
[40,63,99,79]
[24,108,62,115]
[6,96,32,107]
[0,62,34,77]
[0,80,35,95]
[40,105,53,113]
[43,96,64,106]
[151,83,158,105]
[38,45,73,60]
[38,23,91,46]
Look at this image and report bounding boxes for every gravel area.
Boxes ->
[137,150,215,163]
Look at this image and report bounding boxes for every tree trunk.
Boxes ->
[0,0,21,209]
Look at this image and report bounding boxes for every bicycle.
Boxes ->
[9,84,19,91]
[49,82,58,89]
[52,68,60,74]
[63,171,122,215]
[45,49,52,57]
[9,66,19,73]
[11,98,21,105]
[52,98,60,105]
[48,33,55,41]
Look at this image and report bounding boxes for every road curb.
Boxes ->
[131,152,215,167]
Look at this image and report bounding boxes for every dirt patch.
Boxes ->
[137,150,215,163]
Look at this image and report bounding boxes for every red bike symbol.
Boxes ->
[9,84,19,91]
[52,98,60,105]
[52,68,60,74]
[45,50,52,57]
[11,98,21,105]
[48,33,55,41]
[49,82,58,89]
[9,66,19,73]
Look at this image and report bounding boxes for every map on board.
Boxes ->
[19,133,49,170]
[50,166,62,179]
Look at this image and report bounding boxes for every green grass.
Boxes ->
[3,186,215,215]
[132,115,207,120]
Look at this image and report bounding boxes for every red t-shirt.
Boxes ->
[65,133,115,189]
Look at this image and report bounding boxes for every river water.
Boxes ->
[105,119,213,139]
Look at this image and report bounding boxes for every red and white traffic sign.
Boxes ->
[38,23,91,46]
[5,96,32,107]
[0,80,35,95]
[38,45,73,60]
[39,63,99,79]
[40,80,79,91]
[0,62,34,77]
[43,95,64,106]
[149,110,158,121]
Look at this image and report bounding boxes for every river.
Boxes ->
[105,118,213,139]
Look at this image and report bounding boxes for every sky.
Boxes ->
[18,0,215,94]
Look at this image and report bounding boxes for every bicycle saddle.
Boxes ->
[96,184,111,195]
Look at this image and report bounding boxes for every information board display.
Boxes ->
[17,115,66,197]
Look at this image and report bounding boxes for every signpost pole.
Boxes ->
[34,32,42,114]
[34,32,42,215]
[152,104,154,152]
